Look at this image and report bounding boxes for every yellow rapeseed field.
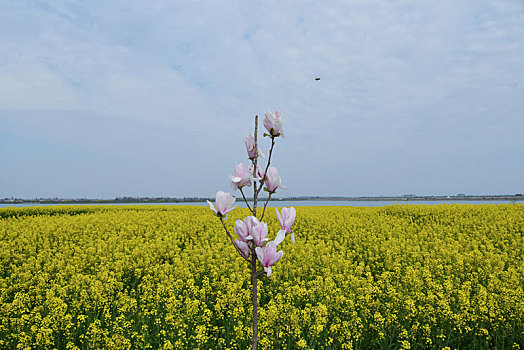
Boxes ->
[0,204,523,349]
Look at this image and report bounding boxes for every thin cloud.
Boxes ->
[1,0,523,197]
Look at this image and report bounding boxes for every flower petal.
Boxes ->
[270,250,284,266]
[255,247,264,265]
[266,266,272,277]
[236,239,250,258]
[230,175,242,183]
[225,204,237,214]
[288,207,296,224]
[234,220,247,240]
[276,208,283,227]
[274,229,286,246]
[207,200,217,214]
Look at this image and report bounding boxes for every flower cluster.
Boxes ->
[1,204,523,349]
[207,110,295,277]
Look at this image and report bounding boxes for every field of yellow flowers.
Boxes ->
[0,204,523,349]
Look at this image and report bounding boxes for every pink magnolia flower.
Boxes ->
[243,216,268,247]
[230,163,252,190]
[234,218,256,258]
[265,167,287,193]
[207,191,237,218]
[252,222,269,247]
[255,241,284,277]
[263,110,283,137]
[245,134,257,159]
[244,134,265,160]
[276,207,296,244]
[234,219,252,242]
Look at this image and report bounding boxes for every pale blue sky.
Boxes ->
[1,0,523,198]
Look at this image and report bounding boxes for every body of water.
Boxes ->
[1,199,522,208]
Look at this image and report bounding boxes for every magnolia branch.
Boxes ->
[208,111,291,350]
[258,193,273,221]
[257,137,276,197]
[240,187,254,214]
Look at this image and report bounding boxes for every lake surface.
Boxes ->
[1,199,522,208]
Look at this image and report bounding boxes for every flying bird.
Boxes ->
[315,77,320,81]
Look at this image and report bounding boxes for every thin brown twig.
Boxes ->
[256,137,276,197]
[239,187,254,214]
[258,193,273,221]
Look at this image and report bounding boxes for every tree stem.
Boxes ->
[251,245,258,350]
[251,115,259,350]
